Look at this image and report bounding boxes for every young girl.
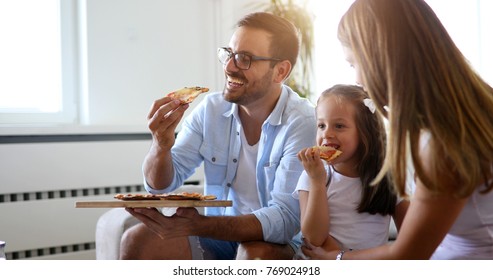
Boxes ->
[293,84,409,257]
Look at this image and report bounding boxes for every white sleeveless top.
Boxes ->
[420,132,493,259]
[431,182,493,259]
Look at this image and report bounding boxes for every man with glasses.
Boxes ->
[120,12,316,260]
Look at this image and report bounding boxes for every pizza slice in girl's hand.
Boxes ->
[166,86,209,104]
[311,146,342,162]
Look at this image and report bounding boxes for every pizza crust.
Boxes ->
[166,86,209,104]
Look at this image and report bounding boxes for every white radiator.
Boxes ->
[0,134,203,260]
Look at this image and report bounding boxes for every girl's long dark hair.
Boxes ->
[320,84,397,215]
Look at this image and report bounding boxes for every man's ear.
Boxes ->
[273,60,292,83]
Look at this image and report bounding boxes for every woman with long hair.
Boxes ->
[301,0,493,259]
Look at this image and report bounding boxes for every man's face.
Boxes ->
[222,26,277,106]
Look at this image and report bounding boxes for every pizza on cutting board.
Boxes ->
[114,192,217,201]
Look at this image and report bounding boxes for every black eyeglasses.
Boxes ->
[217,47,281,70]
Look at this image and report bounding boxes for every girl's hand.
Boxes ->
[301,235,341,260]
[298,147,327,186]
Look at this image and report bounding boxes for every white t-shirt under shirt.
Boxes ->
[225,129,261,216]
[293,165,392,250]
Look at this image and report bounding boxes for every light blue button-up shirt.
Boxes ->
[145,85,316,244]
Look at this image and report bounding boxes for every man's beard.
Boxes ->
[222,69,273,106]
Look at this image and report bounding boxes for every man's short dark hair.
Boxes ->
[237,12,300,69]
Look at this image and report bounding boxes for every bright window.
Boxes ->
[309,0,493,101]
[0,0,77,124]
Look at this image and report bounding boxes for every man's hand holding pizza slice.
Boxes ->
[146,86,209,152]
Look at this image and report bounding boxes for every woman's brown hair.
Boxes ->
[338,0,493,197]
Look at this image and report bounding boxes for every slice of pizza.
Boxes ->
[114,193,161,200]
[160,192,202,200]
[160,192,217,201]
[114,192,217,201]
[311,146,342,162]
[166,86,209,104]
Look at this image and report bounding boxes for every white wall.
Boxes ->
[78,0,264,131]
[81,0,214,126]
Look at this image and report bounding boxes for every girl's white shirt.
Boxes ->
[293,166,394,250]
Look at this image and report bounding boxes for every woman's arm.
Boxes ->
[378,182,467,259]
[392,199,410,232]
[345,133,469,259]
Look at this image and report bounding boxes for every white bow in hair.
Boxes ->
[363,98,376,114]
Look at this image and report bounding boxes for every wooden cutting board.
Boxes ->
[75,200,232,208]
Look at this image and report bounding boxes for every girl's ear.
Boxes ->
[273,60,292,83]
